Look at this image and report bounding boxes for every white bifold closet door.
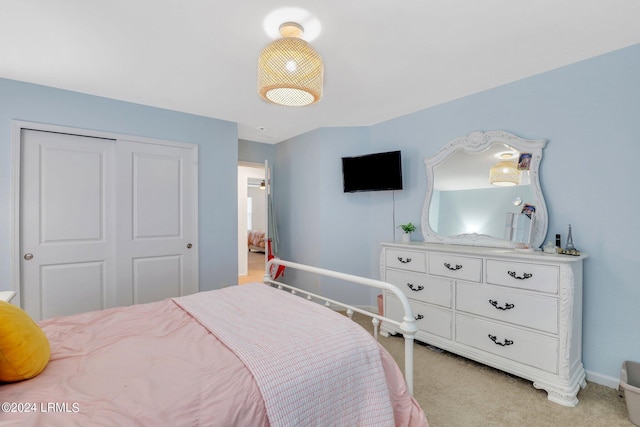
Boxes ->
[20,129,198,320]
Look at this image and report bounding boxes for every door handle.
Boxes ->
[24,253,34,260]
[186,243,192,249]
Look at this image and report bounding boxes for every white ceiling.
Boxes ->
[1,1,639,144]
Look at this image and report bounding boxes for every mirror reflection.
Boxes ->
[430,144,534,239]
[421,130,548,249]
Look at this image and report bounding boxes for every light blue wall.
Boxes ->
[0,78,239,292]
[239,138,275,166]
[274,126,389,304]
[271,43,640,383]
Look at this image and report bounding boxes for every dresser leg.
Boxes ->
[533,379,582,407]
[543,388,579,407]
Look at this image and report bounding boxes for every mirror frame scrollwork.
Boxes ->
[421,130,548,249]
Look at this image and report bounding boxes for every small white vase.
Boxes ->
[401,233,411,243]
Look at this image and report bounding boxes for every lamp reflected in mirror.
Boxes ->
[489,161,521,186]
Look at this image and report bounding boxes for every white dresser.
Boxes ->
[380,242,587,406]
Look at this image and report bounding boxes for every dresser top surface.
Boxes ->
[381,241,588,263]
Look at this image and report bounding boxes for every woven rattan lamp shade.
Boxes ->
[489,161,521,186]
[257,25,323,106]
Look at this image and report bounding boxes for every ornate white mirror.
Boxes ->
[421,130,548,249]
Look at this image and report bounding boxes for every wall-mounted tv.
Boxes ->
[342,150,403,193]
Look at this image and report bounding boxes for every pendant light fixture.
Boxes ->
[489,160,521,186]
[257,22,324,106]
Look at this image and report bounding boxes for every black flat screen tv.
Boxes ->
[341,150,403,193]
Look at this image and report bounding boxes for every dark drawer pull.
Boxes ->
[407,283,424,292]
[488,334,514,346]
[444,262,462,271]
[489,300,515,310]
[508,271,532,280]
[397,257,412,264]
[415,314,424,320]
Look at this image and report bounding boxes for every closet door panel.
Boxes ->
[116,140,198,306]
[133,153,182,238]
[40,262,105,319]
[133,255,182,304]
[20,129,116,320]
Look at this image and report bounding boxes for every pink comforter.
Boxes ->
[0,288,428,426]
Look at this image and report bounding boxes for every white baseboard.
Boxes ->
[359,304,378,314]
[586,370,621,389]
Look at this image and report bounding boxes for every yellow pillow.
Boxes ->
[0,301,50,382]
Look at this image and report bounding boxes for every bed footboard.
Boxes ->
[264,259,418,394]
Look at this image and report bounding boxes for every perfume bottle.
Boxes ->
[543,241,557,254]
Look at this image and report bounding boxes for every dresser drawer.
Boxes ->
[429,253,482,282]
[385,249,426,273]
[385,269,452,307]
[456,282,558,333]
[386,294,452,339]
[486,260,559,293]
[456,314,558,373]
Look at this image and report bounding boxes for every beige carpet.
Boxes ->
[350,313,634,427]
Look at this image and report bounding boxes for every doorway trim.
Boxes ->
[237,162,267,279]
[11,120,199,308]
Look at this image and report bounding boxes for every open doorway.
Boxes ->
[238,163,267,284]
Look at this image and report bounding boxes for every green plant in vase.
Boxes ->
[398,222,416,242]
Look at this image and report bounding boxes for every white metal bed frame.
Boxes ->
[264,259,418,394]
